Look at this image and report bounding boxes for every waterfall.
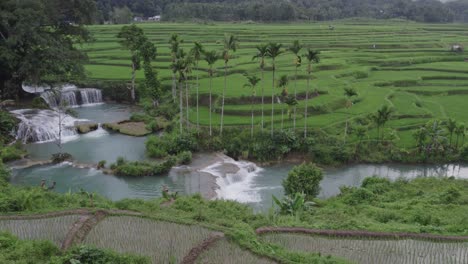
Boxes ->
[11,109,84,143]
[80,88,103,106]
[200,155,263,203]
[40,87,103,108]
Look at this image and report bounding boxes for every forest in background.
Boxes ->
[96,0,468,23]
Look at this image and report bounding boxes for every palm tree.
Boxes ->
[288,40,302,130]
[303,49,320,138]
[203,50,220,137]
[190,42,205,132]
[455,123,465,150]
[169,34,183,101]
[252,44,269,130]
[220,34,239,135]
[372,105,394,140]
[413,127,428,154]
[425,120,447,156]
[445,118,457,147]
[243,74,261,137]
[183,53,194,129]
[267,42,284,136]
[343,87,358,144]
[172,48,188,133]
[278,75,289,130]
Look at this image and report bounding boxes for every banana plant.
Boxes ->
[272,192,315,216]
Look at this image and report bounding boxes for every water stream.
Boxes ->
[9,102,468,211]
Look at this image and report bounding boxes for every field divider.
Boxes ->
[256,227,468,242]
[61,210,109,251]
[180,232,225,264]
[0,209,90,220]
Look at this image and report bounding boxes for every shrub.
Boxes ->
[439,186,461,204]
[0,111,16,141]
[97,160,106,169]
[54,245,150,264]
[177,151,192,165]
[31,97,49,109]
[51,153,72,163]
[1,143,24,162]
[343,188,376,205]
[283,163,323,199]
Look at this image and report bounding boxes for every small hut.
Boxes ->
[451,44,464,53]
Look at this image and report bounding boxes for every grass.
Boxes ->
[80,21,468,147]
[83,216,212,263]
[0,215,81,246]
[262,233,468,264]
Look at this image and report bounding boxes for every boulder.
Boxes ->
[103,120,151,137]
[75,122,98,134]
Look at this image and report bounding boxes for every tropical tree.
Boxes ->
[455,123,465,150]
[220,34,239,135]
[413,127,428,154]
[252,44,269,129]
[183,53,194,129]
[372,105,394,140]
[117,24,147,102]
[172,49,188,133]
[355,125,368,155]
[343,87,358,144]
[243,74,261,137]
[203,50,220,136]
[283,162,323,200]
[169,34,183,100]
[190,42,205,131]
[425,120,447,156]
[277,75,289,129]
[288,40,302,129]
[304,48,320,138]
[139,41,160,107]
[446,118,457,147]
[267,43,284,136]
[303,49,320,138]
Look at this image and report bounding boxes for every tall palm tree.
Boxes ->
[288,40,302,130]
[303,49,320,138]
[277,75,289,130]
[252,44,269,130]
[425,120,447,156]
[267,42,284,136]
[372,105,394,140]
[183,53,194,129]
[169,34,183,101]
[445,118,457,147]
[220,34,239,135]
[455,123,465,150]
[203,50,220,137]
[190,42,205,132]
[243,74,261,137]
[172,48,188,133]
[413,127,428,154]
[343,87,358,144]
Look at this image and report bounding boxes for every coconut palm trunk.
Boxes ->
[251,93,254,137]
[131,62,136,102]
[260,68,265,129]
[179,80,183,133]
[196,61,200,131]
[293,66,298,129]
[304,66,310,138]
[220,61,227,135]
[209,74,213,136]
[185,80,189,128]
[271,59,276,136]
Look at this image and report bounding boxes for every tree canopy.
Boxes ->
[0,0,96,99]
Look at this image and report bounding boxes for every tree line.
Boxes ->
[95,0,468,23]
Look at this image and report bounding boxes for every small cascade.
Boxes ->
[200,155,263,203]
[40,86,103,108]
[80,88,103,105]
[11,109,84,143]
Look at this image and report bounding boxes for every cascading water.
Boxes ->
[11,109,84,143]
[40,86,103,108]
[200,155,263,203]
[80,88,103,106]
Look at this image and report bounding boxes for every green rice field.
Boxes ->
[82,21,468,147]
[263,233,468,264]
[83,216,212,263]
[0,215,81,246]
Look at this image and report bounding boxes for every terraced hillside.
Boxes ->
[82,21,468,147]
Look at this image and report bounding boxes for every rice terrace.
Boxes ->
[83,21,468,145]
[2,0,468,263]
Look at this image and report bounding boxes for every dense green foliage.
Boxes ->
[0,232,149,264]
[94,0,468,23]
[0,0,95,99]
[283,163,323,199]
